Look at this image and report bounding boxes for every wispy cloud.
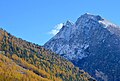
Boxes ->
[49,23,63,35]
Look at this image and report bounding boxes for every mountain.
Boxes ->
[44,13,120,81]
[0,28,95,81]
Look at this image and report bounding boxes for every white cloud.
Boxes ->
[49,23,63,35]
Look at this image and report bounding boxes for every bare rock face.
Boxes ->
[44,13,120,81]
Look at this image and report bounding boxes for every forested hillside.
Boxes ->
[0,28,95,81]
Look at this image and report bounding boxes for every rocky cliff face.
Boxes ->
[44,13,120,81]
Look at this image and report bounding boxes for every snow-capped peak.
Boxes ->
[52,20,74,40]
[44,13,120,81]
[75,13,103,26]
[81,13,103,21]
[64,20,74,27]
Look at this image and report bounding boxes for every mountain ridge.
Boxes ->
[44,13,120,81]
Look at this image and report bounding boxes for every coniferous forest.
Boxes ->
[0,28,95,81]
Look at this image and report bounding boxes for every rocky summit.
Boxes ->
[44,13,120,81]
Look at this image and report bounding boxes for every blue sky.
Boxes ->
[0,0,120,45]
